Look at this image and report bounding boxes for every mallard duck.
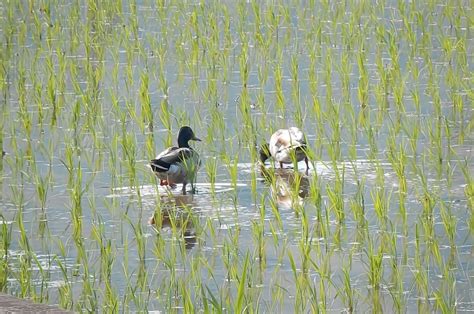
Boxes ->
[259,127,310,172]
[150,126,201,194]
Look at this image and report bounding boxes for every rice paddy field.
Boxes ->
[0,0,473,312]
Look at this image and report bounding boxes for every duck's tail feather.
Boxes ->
[294,144,308,154]
[150,159,170,172]
[291,142,305,149]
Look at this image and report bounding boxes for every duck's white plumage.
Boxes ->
[269,127,307,164]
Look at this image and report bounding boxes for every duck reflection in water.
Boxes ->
[261,168,310,209]
[148,194,197,250]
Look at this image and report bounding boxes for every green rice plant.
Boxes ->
[413,224,430,303]
[156,44,170,96]
[323,51,333,106]
[11,186,29,252]
[32,163,52,211]
[68,160,84,244]
[349,177,366,227]
[371,186,391,230]
[205,157,218,196]
[344,102,358,161]
[287,250,304,312]
[435,255,457,313]
[56,47,67,114]
[335,261,355,313]
[139,70,153,131]
[439,201,457,247]
[433,289,454,314]
[222,226,241,285]
[257,55,269,89]
[307,42,320,96]
[16,68,33,158]
[366,236,383,290]
[30,58,44,127]
[0,215,12,291]
[317,271,328,313]
[326,103,341,162]
[356,48,369,112]
[121,127,139,189]
[249,164,259,206]
[420,188,436,222]
[326,175,344,223]
[337,45,351,105]
[252,195,266,265]
[77,260,98,313]
[90,215,119,311]
[363,125,378,161]
[461,159,473,212]
[31,253,50,303]
[45,53,59,126]
[54,255,73,310]
[221,156,238,208]
[374,28,389,104]
[273,58,285,115]
[290,53,303,125]
[299,211,313,276]
[12,185,32,298]
[234,252,250,313]
[18,253,32,299]
[180,276,195,313]
[386,227,405,313]
[159,100,172,146]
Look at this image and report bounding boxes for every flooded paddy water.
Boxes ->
[0,0,473,312]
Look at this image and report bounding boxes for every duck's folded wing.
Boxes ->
[288,127,306,144]
[278,128,306,149]
[150,148,194,172]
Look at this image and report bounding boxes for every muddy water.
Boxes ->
[0,1,473,312]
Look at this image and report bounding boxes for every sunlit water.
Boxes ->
[0,0,473,312]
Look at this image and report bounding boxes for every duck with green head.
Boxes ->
[150,126,201,194]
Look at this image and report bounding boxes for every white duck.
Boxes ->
[259,127,310,172]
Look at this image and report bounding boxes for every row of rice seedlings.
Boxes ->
[91,215,119,311]
[29,246,51,304]
[124,213,149,311]
[386,230,406,313]
[55,243,73,310]
[10,184,33,298]
[365,235,384,311]
[327,168,345,223]
[61,123,99,311]
[460,161,474,234]
[413,223,431,312]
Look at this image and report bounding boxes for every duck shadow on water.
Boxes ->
[260,167,310,210]
[148,194,198,250]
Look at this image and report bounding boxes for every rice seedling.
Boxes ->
[0,214,12,291]
[327,172,345,223]
[336,260,355,313]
